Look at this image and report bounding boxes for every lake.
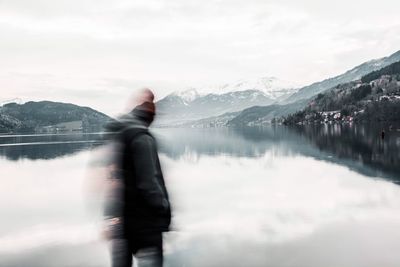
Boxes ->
[1,125,400,267]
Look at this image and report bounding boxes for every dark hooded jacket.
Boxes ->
[105,107,171,234]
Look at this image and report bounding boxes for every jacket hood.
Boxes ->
[104,108,153,133]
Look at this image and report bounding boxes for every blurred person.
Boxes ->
[103,88,171,267]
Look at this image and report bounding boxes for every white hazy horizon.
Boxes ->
[1,0,400,115]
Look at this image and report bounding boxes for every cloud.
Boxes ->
[0,0,399,113]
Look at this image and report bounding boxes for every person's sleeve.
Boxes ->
[131,134,169,213]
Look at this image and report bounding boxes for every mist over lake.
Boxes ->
[1,125,400,267]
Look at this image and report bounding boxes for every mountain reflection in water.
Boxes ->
[0,125,399,182]
[155,125,400,182]
[1,126,400,267]
[291,124,400,182]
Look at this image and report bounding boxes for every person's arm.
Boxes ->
[101,145,124,239]
[131,134,169,213]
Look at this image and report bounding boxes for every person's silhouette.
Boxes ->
[104,89,171,267]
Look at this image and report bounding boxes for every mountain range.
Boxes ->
[155,77,299,124]
[1,50,399,131]
[156,49,400,127]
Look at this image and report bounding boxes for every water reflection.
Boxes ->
[155,126,400,182]
[156,127,313,159]
[1,127,400,267]
[0,133,105,160]
[162,154,400,267]
[1,125,399,182]
[290,124,400,182]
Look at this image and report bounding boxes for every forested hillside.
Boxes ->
[284,61,400,125]
[0,101,111,133]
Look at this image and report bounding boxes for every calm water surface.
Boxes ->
[1,125,400,267]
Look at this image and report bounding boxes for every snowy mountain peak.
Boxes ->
[223,76,299,95]
[185,76,300,100]
[172,88,200,104]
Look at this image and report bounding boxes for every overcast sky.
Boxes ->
[1,0,399,115]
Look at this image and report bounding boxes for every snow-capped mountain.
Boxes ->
[169,76,299,103]
[210,77,299,99]
[172,88,200,105]
[156,76,299,124]
[156,76,298,124]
